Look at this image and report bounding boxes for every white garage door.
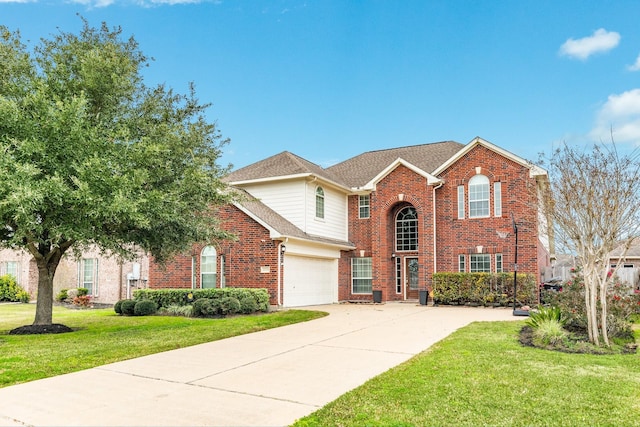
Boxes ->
[283,255,337,307]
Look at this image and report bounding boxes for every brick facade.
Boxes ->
[149,205,282,305]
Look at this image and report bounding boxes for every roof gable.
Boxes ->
[326,141,464,188]
[361,158,441,190]
[433,137,547,178]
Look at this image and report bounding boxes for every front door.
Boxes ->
[405,257,419,299]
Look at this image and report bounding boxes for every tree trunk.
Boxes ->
[599,277,610,347]
[27,242,70,326]
[34,261,56,325]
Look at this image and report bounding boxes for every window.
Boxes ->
[494,181,502,217]
[458,255,466,272]
[80,258,98,296]
[396,206,418,251]
[191,256,197,289]
[359,195,370,219]
[496,253,503,273]
[470,254,491,273]
[5,261,19,282]
[352,257,372,294]
[395,257,402,293]
[201,246,217,288]
[315,187,325,219]
[469,175,490,218]
[457,185,465,219]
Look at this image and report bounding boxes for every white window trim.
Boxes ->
[359,194,370,219]
[351,257,372,294]
[468,175,490,218]
[458,254,466,272]
[494,181,502,217]
[470,253,491,273]
[315,186,325,219]
[496,253,503,273]
[201,246,217,288]
[457,185,465,219]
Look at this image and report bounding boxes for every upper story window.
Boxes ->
[359,195,370,219]
[315,186,325,219]
[396,206,418,251]
[468,175,490,218]
[201,246,217,289]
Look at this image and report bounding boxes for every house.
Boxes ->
[0,247,148,305]
[149,137,552,306]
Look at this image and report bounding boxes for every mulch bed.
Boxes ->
[9,324,74,335]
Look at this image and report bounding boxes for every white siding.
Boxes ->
[242,181,307,231]
[242,179,348,241]
[305,183,348,241]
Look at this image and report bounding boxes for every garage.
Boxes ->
[283,255,337,307]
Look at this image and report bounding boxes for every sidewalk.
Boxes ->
[0,303,519,427]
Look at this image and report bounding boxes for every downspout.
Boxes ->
[277,241,283,306]
[432,181,444,274]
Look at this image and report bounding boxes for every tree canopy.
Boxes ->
[0,20,236,326]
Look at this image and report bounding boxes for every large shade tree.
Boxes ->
[540,142,640,347]
[0,20,235,327]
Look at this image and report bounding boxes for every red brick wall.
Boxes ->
[149,205,281,305]
[435,145,541,276]
[341,164,435,302]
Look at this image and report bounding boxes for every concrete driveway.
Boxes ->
[0,303,519,427]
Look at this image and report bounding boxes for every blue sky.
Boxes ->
[2,0,640,170]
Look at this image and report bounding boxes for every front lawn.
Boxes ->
[0,303,326,388]
[295,321,640,427]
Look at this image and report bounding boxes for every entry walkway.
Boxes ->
[0,304,519,427]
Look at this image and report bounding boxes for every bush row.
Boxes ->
[432,272,537,306]
[0,275,30,303]
[114,299,158,316]
[133,288,269,313]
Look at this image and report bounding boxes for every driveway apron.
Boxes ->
[0,304,520,427]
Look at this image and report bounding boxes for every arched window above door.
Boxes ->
[396,206,418,251]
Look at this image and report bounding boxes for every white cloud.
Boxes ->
[628,54,640,71]
[590,89,640,144]
[559,28,620,60]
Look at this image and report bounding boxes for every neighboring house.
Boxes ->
[150,137,552,306]
[0,247,148,304]
[609,241,640,290]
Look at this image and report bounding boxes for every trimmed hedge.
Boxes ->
[0,275,30,303]
[120,299,136,316]
[134,300,158,316]
[432,272,537,306]
[133,288,269,314]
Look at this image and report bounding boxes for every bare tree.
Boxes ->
[539,142,640,346]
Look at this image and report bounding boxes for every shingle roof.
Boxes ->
[326,141,464,188]
[235,190,355,249]
[225,151,344,185]
[225,141,465,189]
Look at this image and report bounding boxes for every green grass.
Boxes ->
[295,321,640,427]
[0,303,326,388]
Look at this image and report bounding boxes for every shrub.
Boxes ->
[239,296,258,314]
[547,268,640,338]
[432,272,537,306]
[77,288,89,297]
[192,298,220,317]
[159,304,194,317]
[0,275,30,303]
[120,299,136,316]
[134,288,270,313]
[134,300,158,316]
[527,306,565,329]
[56,289,69,302]
[72,295,92,307]
[219,297,241,316]
[533,319,568,346]
[114,299,125,314]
